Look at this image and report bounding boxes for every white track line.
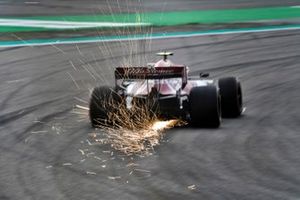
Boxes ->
[24,1,40,4]
[0,19,150,29]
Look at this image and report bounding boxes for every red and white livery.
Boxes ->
[89,52,243,128]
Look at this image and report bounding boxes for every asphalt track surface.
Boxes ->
[1,2,300,200]
[1,0,300,16]
[1,28,300,200]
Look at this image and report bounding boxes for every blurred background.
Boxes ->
[0,1,300,200]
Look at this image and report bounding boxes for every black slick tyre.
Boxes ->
[189,85,221,128]
[89,86,120,127]
[218,77,243,118]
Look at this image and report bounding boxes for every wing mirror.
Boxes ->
[200,72,209,78]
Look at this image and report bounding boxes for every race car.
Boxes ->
[89,52,243,128]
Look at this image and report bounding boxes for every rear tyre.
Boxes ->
[218,77,243,118]
[89,86,121,127]
[189,86,221,128]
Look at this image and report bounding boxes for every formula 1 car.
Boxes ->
[89,52,243,128]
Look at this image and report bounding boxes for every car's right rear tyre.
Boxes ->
[189,86,221,128]
[218,77,243,118]
[89,86,121,127]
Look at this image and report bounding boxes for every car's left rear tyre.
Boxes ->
[89,86,121,127]
[189,85,221,128]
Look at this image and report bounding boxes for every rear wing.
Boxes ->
[115,66,187,88]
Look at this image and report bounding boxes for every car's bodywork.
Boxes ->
[114,52,215,118]
[89,52,243,128]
